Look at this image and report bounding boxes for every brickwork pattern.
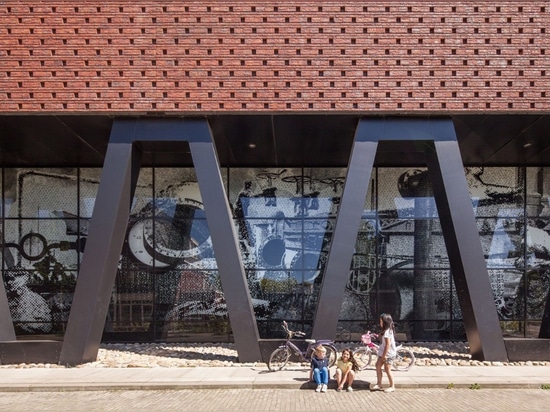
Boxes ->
[0,1,549,113]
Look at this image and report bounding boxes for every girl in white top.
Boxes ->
[371,313,397,393]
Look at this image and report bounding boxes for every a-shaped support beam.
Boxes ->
[312,117,508,361]
[60,118,261,365]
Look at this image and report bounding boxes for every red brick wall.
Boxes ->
[1,1,549,113]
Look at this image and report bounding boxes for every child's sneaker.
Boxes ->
[370,384,382,391]
[347,386,353,392]
[384,386,395,393]
[321,384,327,393]
[315,384,322,392]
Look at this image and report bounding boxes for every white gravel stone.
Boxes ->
[1,341,549,368]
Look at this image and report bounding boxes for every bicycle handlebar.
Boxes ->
[281,321,306,339]
[361,330,380,344]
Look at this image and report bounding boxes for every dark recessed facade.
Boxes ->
[1,2,550,365]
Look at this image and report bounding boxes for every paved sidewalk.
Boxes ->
[0,364,548,392]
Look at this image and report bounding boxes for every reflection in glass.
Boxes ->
[466,167,524,217]
[3,164,550,342]
[1,169,82,337]
[6,168,78,218]
[477,216,523,268]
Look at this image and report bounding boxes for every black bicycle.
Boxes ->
[267,321,338,371]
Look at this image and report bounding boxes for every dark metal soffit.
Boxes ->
[0,114,549,168]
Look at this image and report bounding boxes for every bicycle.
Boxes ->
[335,326,352,342]
[267,321,338,371]
[352,331,415,371]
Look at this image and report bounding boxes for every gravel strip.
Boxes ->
[2,341,548,369]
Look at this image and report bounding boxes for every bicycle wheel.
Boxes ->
[322,344,338,367]
[336,328,352,342]
[392,347,415,371]
[352,347,373,370]
[268,347,291,371]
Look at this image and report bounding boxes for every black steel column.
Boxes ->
[188,122,261,361]
[424,138,508,361]
[311,120,378,340]
[60,121,141,365]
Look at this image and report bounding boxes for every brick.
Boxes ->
[1,0,550,113]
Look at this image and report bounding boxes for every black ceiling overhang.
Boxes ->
[0,114,549,168]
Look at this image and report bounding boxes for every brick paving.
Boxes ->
[0,388,549,411]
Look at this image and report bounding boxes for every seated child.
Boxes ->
[310,345,329,393]
[334,348,359,392]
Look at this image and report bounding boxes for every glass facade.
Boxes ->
[2,166,549,341]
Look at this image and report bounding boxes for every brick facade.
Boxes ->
[1,1,549,113]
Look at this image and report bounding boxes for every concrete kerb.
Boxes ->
[0,364,549,392]
[0,382,546,393]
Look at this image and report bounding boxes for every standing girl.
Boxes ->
[371,313,397,393]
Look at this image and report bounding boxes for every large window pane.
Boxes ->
[525,167,550,218]
[466,167,524,218]
[3,267,65,334]
[477,217,524,269]
[3,219,79,270]
[526,218,550,269]
[162,270,231,338]
[1,169,80,337]
[488,269,523,320]
[5,168,78,218]
[108,268,153,332]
